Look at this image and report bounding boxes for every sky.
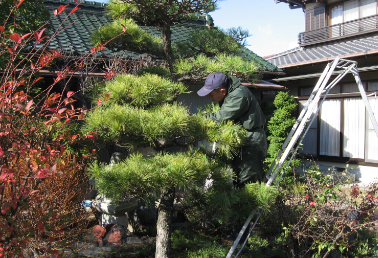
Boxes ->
[210,0,305,57]
[90,0,305,58]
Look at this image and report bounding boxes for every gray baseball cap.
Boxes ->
[197,72,228,96]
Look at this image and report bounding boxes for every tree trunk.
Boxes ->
[155,186,175,258]
[161,24,175,75]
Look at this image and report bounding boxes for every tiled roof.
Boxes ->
[265,33,378,68]
[43,0,281,72]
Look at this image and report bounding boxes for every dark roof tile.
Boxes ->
[43,0,281,72]
[266,34,378,67]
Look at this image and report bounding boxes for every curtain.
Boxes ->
[366,97,378,161]
[360,0,376,18]
[343,98,365,158]
[344,0,359,21]
[331,4,344,37]
[320,99,341,156]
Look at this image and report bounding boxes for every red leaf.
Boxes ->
[20,32,31,41]
[34,28,46,43]
[11,199,19,209]
[97,99,101,106]
[9,32,30,43]
[96,44,106,51]
[32,77,43,85]
[70,6,80,14]
[36,168,51,178]
[54,71,67,83]
[67,91,75,98]
[9,33,21,43]
[121,24,126,32]
[85,134,95,140]
[16,0,25,8]
[37,220,45,232]
[1,206,10,215]
[4,45,13,54]
[52,49,63,58]
[25,99,33,112]
[105,70,115,79]
[54,5,69,16]
[0,26,4,32]
[91,44,107,54]
[58,108,67,114]
[0,148,3,158]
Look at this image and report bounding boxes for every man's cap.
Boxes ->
[197,72,228,96]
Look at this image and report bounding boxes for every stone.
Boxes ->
[103,225,126,246]
[101,214,129,227]
[93,225,107,245]
[93,196,139,216]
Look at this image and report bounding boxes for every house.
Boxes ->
[41,0,285,113]
[266,0,378,183]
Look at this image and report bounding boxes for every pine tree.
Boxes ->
[92,0,217,74]
[83,72,246,258]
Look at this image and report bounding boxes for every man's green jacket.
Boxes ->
[207,76,267,184]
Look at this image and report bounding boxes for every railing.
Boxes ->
[299,14,378,46]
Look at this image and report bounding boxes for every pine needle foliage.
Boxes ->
[89,151,215,201]
[242,183,279,215]
[83,73,246,152]
[137,65,171,78]
[91,18,165,58]
[175,27,250,58]
[94,73,187,108]
[175,53,260,83]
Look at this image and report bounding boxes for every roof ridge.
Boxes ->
[264,47,302,60]
[44,0,107,8]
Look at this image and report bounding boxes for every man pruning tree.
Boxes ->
[197,72,267,187]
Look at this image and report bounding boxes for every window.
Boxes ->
[343,98,365,158]
[365,96,378,162]
[330,0,378,36]
[298,82,378,163]
[320,99,341,156]
[331,0,377,24]
[299,85,340,97]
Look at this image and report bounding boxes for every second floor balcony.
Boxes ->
[299,14,378,46]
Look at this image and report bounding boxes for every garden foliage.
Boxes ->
[280,166,378,257]
[0,0,124,256]
[265,91,299,185]
[84,70,256,258]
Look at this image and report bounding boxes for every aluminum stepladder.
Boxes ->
[226,56,378,258]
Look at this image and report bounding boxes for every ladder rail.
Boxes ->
[276,82,341,185]
[266,58,356,186]
[351,67,378,138]
[264,59,335,180]
[226,57,378,257]
[266,57,340,184]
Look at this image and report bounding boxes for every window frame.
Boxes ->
[297,80,378,165]
[329,0,378,25]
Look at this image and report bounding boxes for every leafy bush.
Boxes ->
[279,165,378,257]
[0,1,123,255]
[265,91,300,186]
